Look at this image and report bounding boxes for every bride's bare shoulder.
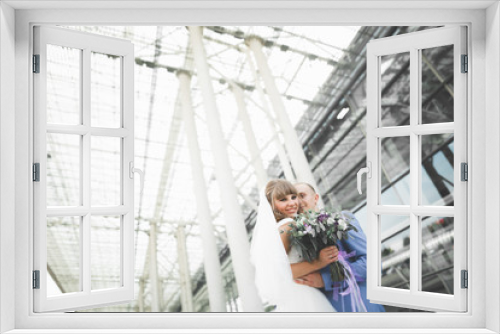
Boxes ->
[277,218,296,231]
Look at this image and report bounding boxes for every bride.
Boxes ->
[250,179,337,312]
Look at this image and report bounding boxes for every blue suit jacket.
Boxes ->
[319,211,385,312]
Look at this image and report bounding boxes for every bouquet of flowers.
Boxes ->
[283,210,358,282]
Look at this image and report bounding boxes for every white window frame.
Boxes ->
[365,26,467,312]
[0,2,498,334]
[32,25,136,313]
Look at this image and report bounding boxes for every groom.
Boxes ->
[293,182,385,312]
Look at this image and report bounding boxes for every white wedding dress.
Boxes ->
[272,218,336,312]
[250,191,336,312]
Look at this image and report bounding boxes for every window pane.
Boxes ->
[380,215,410,290]
[380,52,410,127]
[47,216,81,296]
[91,137,121,206]
[46,133,81,207]
[421,216,454,294]
[380,136,410,205]
[91,216,122,290]
[47,44,81,125]
[421,45,454,124]
[91,52,122,128]
[421,133,454,206]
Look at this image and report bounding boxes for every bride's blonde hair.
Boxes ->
[265,179,298,222]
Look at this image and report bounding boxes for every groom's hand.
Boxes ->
[295,271,325,288]
[317,246,339,267]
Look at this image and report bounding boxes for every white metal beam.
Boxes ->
[177,69,227,312]
[247,36,324,205]
[189,26,263,312]
[176,225,194,312]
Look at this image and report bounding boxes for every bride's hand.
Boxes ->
[317,246,339,267]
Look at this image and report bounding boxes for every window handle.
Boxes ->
[357,162,372,195]
[129,162,144,196]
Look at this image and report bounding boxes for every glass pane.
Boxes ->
[46,133,81,207]
[46,44,81,125]
[421,133,454,206]
[91,52,122,128]
[47,216,81,296]
[380,215,410,290]
[380,52,410,127]
[421,45,454,124]
[91,215,121,290]
[421,216,454,294]
[91,137,121,206]
[380,136,410,205]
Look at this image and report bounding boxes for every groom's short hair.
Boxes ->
[295,182,316,194]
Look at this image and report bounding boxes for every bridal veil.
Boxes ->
[250,190,296,306]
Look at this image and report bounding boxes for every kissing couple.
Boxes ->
[250,179,385,312]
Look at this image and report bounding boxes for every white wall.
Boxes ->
[2,3,498,333]
[0,2,16,334]
[486,2,500,333]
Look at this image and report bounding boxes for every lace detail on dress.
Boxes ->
[277,218,302,264]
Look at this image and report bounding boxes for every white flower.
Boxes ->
[338,218,347,231]
[337,218,347,231]
[305,225,315,237]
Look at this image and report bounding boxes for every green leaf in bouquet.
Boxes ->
[299,244,315,263]
[310,237,318,251]
[337,231,342,240]
[293,237,305,247]
[330,262,346,282]
[303,253,311,263]
[307,250,316,263]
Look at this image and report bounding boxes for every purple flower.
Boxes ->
[317,213,330,223]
